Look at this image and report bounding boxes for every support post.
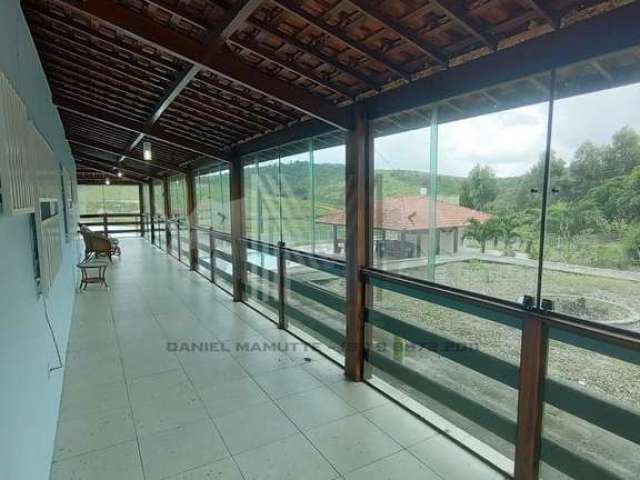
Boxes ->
[163,177,171,252]
[514,317,549,480]
[344,106,372,382]
[149,182,156,245]
[102,213,108,236]
[230,159,246,302]
[186,171,198,270]
[138,183,145,237]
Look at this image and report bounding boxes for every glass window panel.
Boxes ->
[244,246,278,322]
[285,258,346,362]
[78,185,140,214]
[244,157,260,239]
[153,181,165,217]
[540,330,640,479]
[258,157,281,244]
[313,132,346,257]
[367,285,521,472]
[543,51,640,331]
[280,139,312,249]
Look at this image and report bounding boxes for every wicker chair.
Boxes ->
[79,224,121,261]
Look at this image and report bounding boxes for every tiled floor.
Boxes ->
[51,238,506,480]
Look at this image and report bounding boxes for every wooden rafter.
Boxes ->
[429,0,497,50]
[270,0,411,81]
[53,0,350,130]
[77,162,143,183]
[345,0,448,67]
[520,0,560,29]
[54,96,229,162]
[117,1,264,162]
[67,135,189,174]
[245,18,380,91]
[229,38,355,99]
[73,153,163,180]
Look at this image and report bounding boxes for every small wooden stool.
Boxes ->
[77,260,109,290]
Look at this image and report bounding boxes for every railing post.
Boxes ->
[345,106,372,382]
[277,241,287,330]
[514,317,549,480]
[102,213,108,236]
[209,229,216,283]
[230,158,246,302]
[177,221,182,262]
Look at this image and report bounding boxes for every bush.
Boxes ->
[623,224,640,264]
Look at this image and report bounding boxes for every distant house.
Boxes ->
[317,195,491,258]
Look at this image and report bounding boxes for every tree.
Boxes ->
[568,142,605,198]
[494,214,521,256]
[513,209,541,258]
[459,165,498,211]
[463,217,498,254]
[514,153,568,209]
[602,126,640,177]
[546,200,604,259]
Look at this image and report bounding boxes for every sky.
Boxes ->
[374,82,640,178]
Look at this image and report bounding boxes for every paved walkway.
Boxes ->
[51,238,505,480]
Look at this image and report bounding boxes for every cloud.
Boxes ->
[372,82,640,178]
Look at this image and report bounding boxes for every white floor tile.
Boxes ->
[306,414,402,475]
[235,433,338,480]
[139,420,229,480]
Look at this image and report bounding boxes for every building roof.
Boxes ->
[318,195,491,231]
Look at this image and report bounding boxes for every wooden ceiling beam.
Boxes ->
[76,161,144,183]
[270,0,410,81]
[184,84,285,127]
[53,0,350,130]
[24,5,180,73]
[429,0,497,50]
[32,32,169,89]
[344,0,448,67]
[193,77,297,121]
[67,135,189,174]
[246,18,379,91]
[54,96,229,162]
[229,39,354,100]
[73,153,163,180]
[520,0,560,29]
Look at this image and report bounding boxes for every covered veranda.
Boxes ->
[7,1,640,479]
[53,237,501,479]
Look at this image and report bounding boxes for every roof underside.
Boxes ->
[21,0,639,183]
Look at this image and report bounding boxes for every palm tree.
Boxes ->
[463,218,498,254]
[495,214,521,256]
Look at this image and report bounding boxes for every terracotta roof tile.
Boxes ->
[318,195,491,231]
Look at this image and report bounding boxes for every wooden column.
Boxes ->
[514,317,549,480]
[138,183,145,237]
[163,177,171,251]
[149,182,156,245]
[230,159,246,302]
[185,171,198,270]
[344,106,372,382]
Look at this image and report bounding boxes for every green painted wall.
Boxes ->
[0,2,79,479]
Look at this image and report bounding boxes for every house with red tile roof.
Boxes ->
[318,195,491,258]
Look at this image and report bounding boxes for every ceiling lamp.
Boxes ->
[117,171,123,178]
[105,177,111,185]
[143,141,153,161]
